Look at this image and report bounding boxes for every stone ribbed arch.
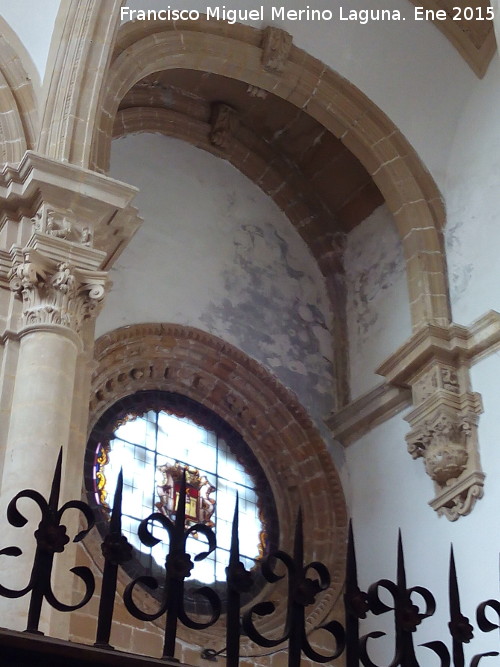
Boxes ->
[90,323,348,643]
[37,0,122,166]
[92,19,450,331]
[0,24,38,162]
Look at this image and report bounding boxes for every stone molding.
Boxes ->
[377,311,500,382]
[326,383,411,446]
[0,25,38,162]
[100,19,451,407]
[93,20,449,334]
[88,322,348,654]
[37,0,123,166]
[407,0,496,78]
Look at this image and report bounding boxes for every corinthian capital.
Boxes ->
[9,249,108,335]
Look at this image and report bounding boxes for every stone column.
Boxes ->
[0,240,107,633]
[0,152,142,634]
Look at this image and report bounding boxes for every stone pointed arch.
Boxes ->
[0,19,38,162]
[37,0,122,166]
[91,19,450,331]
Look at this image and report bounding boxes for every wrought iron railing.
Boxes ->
[0,449,499,666]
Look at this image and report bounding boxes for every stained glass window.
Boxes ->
[87,391,277,589]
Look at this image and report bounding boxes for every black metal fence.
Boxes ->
[0,449,499,666]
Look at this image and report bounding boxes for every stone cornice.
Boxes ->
[0,151,142,269]
[326,383,411,447]
[328,311,500,450]
[25,232,106,272]
[376,311,500,386]
[0,151,136,210]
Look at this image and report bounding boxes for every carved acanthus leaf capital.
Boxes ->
[9,250,108,334]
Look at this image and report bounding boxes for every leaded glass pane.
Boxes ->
[95,407,263,584]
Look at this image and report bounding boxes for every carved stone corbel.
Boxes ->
[261,27,293,74]
[209,103,238,150]
[377,326,486,520]
[404,363,484,520]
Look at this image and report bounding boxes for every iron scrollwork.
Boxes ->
[361,531,436,667]
[2,450,500,666]
[0,449,95,634]
[242,507,345,667]
[122,470,221,659]
[95,469,133,648]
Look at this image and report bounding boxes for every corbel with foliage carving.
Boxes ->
[377,325,486,521]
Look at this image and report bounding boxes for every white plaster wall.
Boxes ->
[100,132,336,433]
[337,32,500,665]
[445,55,500,327]
[345,390,500,664]
[125,0,475,191]
[0,0,60,83]
[344,204,411,399]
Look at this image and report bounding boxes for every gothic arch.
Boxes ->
[0,18,38,163]
[88,323,348,648]
[37,0,122,166]
[91,19,450,332]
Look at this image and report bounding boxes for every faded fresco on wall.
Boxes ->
[101,133,335,426]
[344,205,411,398]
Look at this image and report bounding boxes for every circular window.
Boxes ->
[85,390,278,606]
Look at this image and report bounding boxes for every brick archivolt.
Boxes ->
[90,323,348,645]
